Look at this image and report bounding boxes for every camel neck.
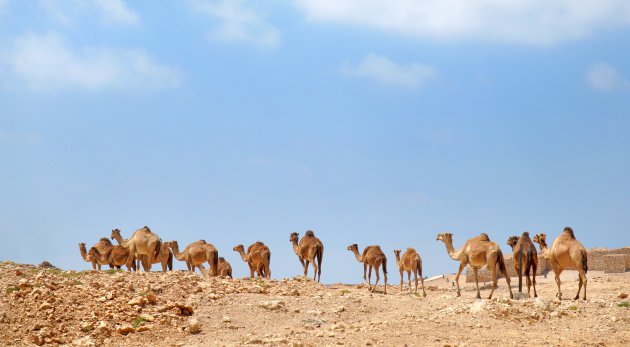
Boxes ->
[171,245,186,261]
[291,240,300,255]
[351,249,363,262]
[113,234,125,246]
[79,246,89,261]
[394,253,401,265]
[237,250,248,262]
[442,240,460,261]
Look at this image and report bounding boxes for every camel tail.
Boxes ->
[167,250,173,271]
[154,239,162,261]
[316,244,323,275]
[213,249,219,276]
[382,256,388,274]
[518,249,524,292]
[497,248,508,278]
[581,249,588,274]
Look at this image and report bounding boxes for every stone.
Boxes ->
[617,292,628,299]
[127,296,146,306]
[116,324,135,335]
[222,316,231,323]
[139,314,155,322]
[332,306,345,313]
[258,300,286,311]
[146,292,157,304]
[38,303,52,311]
[187,319,202,334]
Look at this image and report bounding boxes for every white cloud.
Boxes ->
[586,62,630,92]
[38,0,139,26]
[294,0,630,45]
[1,32,181,91]
[341,53,436,88]
[190,0,280,47]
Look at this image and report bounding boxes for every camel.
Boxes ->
[233,242,271,278]
[111,227,163,272]
[393,248,426,296]
[79,240,112,270]
[347,244,388,294]
[136,245,173,272]
[289,230,324,282]
[436,232,513,299]
[88,246,136,271]
[166,240,219,275]
[548,227,588,300]
[506,232,538,297]
[217,257,233,278]
[533,233,549,255]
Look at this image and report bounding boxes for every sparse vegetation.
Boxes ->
[568,305,578,311]
[618,301,629,308]
[133,317,146,328]
[6,285,19,293]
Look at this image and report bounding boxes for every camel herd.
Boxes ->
[79,226,589,300]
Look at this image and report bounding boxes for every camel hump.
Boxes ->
[521,231,531,239]
[478,233,490,241]
[305,230,315,237]
[563,227,575,239]
[99,237,112,244]
[218,257,225,262]
[406,247,416,253]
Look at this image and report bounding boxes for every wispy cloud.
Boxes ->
[38,0,139,26]
[341,53,436,89]
[586,62,630,92]
[295,0,630,45]
[0,32,181,91]
[190,0,280,47]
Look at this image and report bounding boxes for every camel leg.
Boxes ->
[574,275,583,300]
[304,260,310,277]
[525,265,532,298]
[367,265,373,291]
[311,259,318,281]
[580,269,587,300]
[407,271,412,293]
[399,269,404,292]
[575,268,587,300]
[554,270,562,300]
[372,263,381,293]
[487,262,498,300]
[249,264,255,278]
[418,268,426,297]
[532,262,538,298]
[473,267,481,299]
[454,263,465,297]
[363,263,368,285]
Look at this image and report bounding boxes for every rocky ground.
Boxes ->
[1,261,629,346]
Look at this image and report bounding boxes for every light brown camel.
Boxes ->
[533,233,549,255]
[506,232,538,297]
[136,245,173,272]
[79,240,113,270]
[88,245,136,271]
[393,248,426,296]
[217,257,232,278]
[436,233,513,299]
[166,240,219,275]
[548,227,588,300]
[111,227,163,272]
[289,230,324,282]
[233,242,271,278]
[347,244,388,294]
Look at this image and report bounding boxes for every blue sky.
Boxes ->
[1,1,630,283]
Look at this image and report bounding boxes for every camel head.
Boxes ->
[533,233,546,243]
[436,232,452,243]
[289,232,299,243]
[393,249,401,258]
[346,243,358,252]
[78,242,86,250]
[233,244,244,253]
[506,236,519,249]
[164,241,177,250]
[111,229,121,240]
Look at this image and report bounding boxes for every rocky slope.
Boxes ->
[1,261,629,346]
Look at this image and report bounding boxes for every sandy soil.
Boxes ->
[1,261,628,346]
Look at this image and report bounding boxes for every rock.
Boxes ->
[222,316,231,323]
[245,337,263,344]
[618,292,628,299]
[146,292,157,304]
[38,303,52,311]
[116,324,135,335]
[136,324,153,332]
[289,288,300,296]
[15,269,23,276]
[332,306,345,313]
[80,321,94,332]
[72,336,96,346]
[38,261,58,269]
[258,300,286,311]
[139,314,155,322]
[127,296,146,306]
[187,319,202,334]
[330,323,345,332]
[30,334,45,346]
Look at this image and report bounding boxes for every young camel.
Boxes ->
[111,227,163,272]
[217,257,233,278]
[289,230,324,282]
[548,227,588,300]
[233,242,271,279]
[88,244,136,271]
[506,232,538,297]
[347,244,388,294]
[166,240,219,275]
[393,248,426,296]
[436,233,513,299]
[79,240,113,270]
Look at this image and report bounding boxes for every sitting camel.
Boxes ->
[111,227,164,272]
[347,244,388,294]
[393,248,426,296]
[548,227,588,300]
[507,232,538,297]
[88,246,136,271]
[289,230,324,282]
[233,242,271,278]
[436,233,513,299]
[166,240,219,275]
[217,257,233,278]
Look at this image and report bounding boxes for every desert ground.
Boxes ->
[1,261,628,346]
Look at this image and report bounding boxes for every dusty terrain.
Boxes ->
[1,261,629,346]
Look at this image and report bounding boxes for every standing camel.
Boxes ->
[533,233,548,255]
[347,244,388,294]
[233,242,271,278]
[79,240,113,270]
[166,240,219,275]
[393,248,426,296]
[87,245,136,271]
[506,232,538,297]
[111,227,163,272]
[289,230,324,282]
[436,233,513,299]
[548,227,588,300]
